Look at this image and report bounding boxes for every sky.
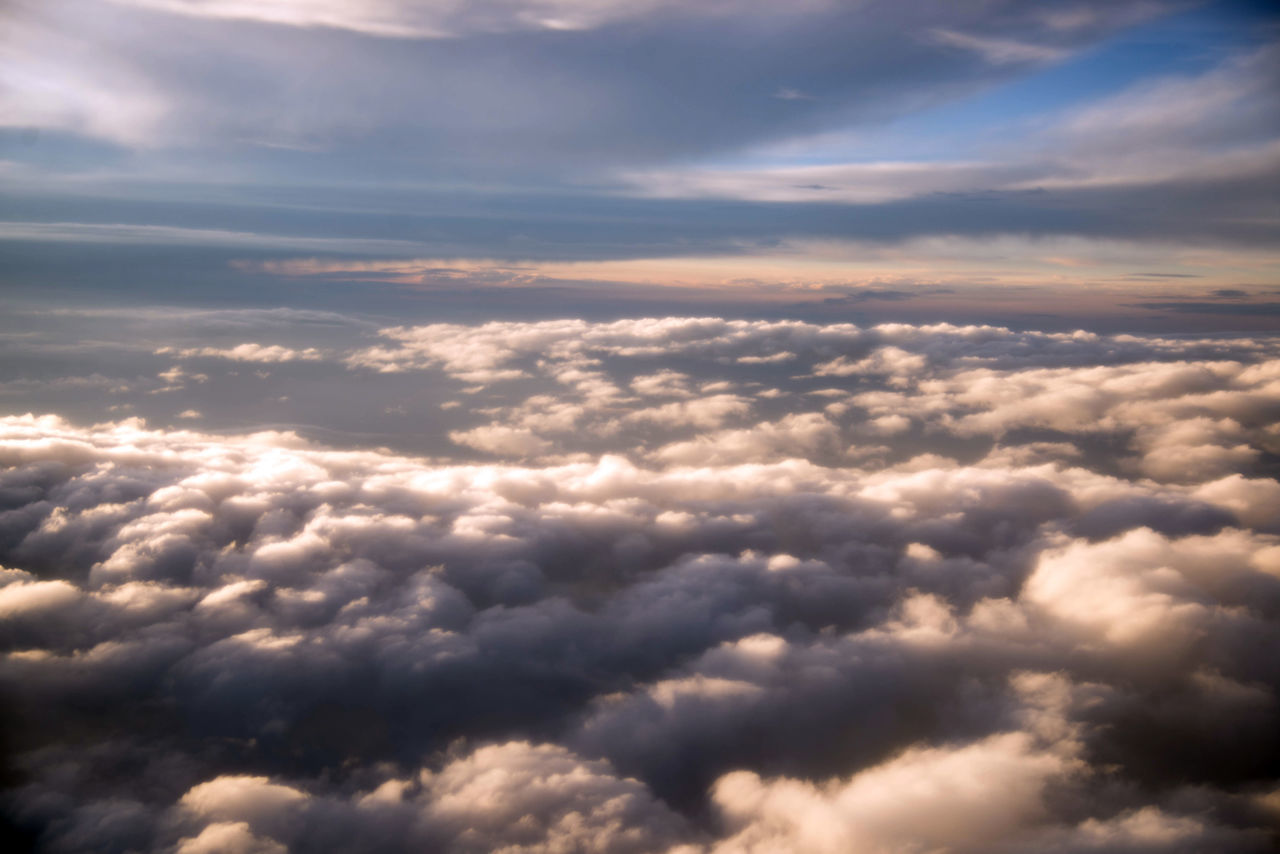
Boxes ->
[3,2,1280,853]
[2,0,1279,325]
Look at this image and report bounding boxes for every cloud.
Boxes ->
[342,318,1280,472]
[649,413,842,466]
[1134,301,1280,317]
[180,776,308,828]
[708,723,1074,853]
[1,0,1275,315]
[176,822,287,854]
[0,221,425,253]
[448,424,554,457]
[618,159,1045,205]
[3,0,1171,175]
[2,316,1279,851]
[929,28,1069,65]
[624,394,752,430]
[107,0,831,39]
[413,741,688,853]
[1022,527,1273,653]
[606,39,1280,225]
[156,343,326,363]
[813,346,926,379]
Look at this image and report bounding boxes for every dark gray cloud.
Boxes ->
[1134,301,1280,316]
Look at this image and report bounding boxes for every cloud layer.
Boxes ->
[2,318,1279,852]
[2,1,1277,336]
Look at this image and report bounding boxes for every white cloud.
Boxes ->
[157,343,325,363]
[650,413,841,466]
[180,776,308,827]
[176,822,287,854]
[929,28,1069,65]
[625,394,752,430]
[709,731,1071,853]
[107,0,833,39]
[1023,526,1278,653]
[449,424,553,456]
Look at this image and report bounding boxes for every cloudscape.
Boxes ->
[2,2,1280,852]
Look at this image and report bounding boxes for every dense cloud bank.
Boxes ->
[2,318,1280,852]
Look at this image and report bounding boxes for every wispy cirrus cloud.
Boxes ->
[616,41,1280,204]
[928,27,1069,65]
[155,343,327,363]
[107,0,836,39]
[0,221,426,253]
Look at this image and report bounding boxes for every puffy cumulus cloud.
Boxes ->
[624,394,752,431]
[1022,527,1280,655]
[631,370,696,398]
[705,684,1078,854]
[3,318,1280,851]
[155,742,689,853]
[176,822,288,854]
[813,345,927,382]
[448,424,553,457]
[179,776,308,836]
[649,413,843,466]
[346,318,1280,471]
[413,742,688,853]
